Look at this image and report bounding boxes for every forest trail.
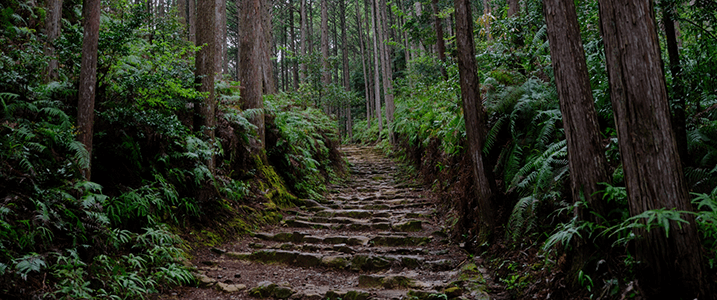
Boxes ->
[163,146,496,300]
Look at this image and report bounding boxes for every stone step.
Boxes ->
[252,232,434,247]
[282,218,425,232]
[225,250,456,272]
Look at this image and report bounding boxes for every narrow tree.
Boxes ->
[454,0,497,241]
[543,0,610,285]
[45,0,63,82]
[320,0,330,86]
[356,3,371,128]
[240,0,265,147]
[290,1,299,90]
[195,0,217,170]
[377,0,395,143]
[662,0,688,163]
[597,0,707,297]
[300,0,308,82]
[370,0,383,137]
[431,0,447,79]
[260,0,276,94]
[77,0,101,180]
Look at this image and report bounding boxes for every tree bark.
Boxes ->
[240,0,265,148]
[320,0,330,86]
[597,0,707,297]
[77,0,101,180]
[544,0,609,226]
[45,0,63,82]
[662,1,688,165]
[300,0,308,82]
[507,0,519,17]
[261,0,276,94]
[340,0,349,91]
[188,0,196,42]
[370,0,383,137]
[290,1,299,90]
[215,0,226,77]
[195,0,217,171]
[431,0,447,79]
[454,0,497,241]
[356,3,371,128]
[543,0,611,285]
[377,0,395,143]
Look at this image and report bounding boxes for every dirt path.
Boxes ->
[161,146,495,299]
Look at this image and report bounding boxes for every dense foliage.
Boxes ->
[0,2,343,298]
[353,0,717,297]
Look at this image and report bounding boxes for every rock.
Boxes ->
[444,286,463,297]
[392,220,423,232]
[217,282,247,293]
[321,256,349,269]
[196,274,217,287]
[210,247,227,255]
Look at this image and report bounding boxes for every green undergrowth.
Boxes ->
[0,5,343,298]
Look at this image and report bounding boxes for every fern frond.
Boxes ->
[483,116,506,156]
[67,140,90,169]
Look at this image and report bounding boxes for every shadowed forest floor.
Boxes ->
[158,146,506,299]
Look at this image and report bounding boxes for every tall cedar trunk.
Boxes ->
[332,13,339,84]
[414,2,425,54]
[45,0,63,82]
[261,0,276,94]
[597,0,707,297]
[188,0,196,42]
[215,0,226,77]
[370,0,383,136]
[356,4,371,128]
[454,0,497,241]
[364,0,374,120]
[178,0,188,37]
[240,0,265,147]
[221,0,228,74]
[300,0,308,82]
[662,2,688,164]
[77,0,101,180]
[290,1,299,90]
[195,0,217,171]
[235,0,241,79]
[320,0,330,86]
[543,0,610,284]
[308,0,314,57]
[431,0,447,79]
[507,0,519,16]
[377,0,395,143]
[340,0,349,91]
[544,0,609,227]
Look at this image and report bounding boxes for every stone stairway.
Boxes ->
[170,146,493,300]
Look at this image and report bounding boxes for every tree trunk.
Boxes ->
[290,1,299,90]
[215,0,226,77]
[188,0,196,42]
[300,0,308,82]
[340,0,349,91]
[320,0,330,86]
[543,0,610,285]
[377,0,395,143]
[597,0,707,297]
[370,0,383,137]
[662,1,688,165]
[454,0,497,242]
[240,0,265,148]
[507,0,519,17]
[544,0,609,226]
[45,0,63,83]
[261,0,276,94]
[356,4,371,129]
[195,0,217,171]
[431,0,447,79]
[77,0,101,180]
